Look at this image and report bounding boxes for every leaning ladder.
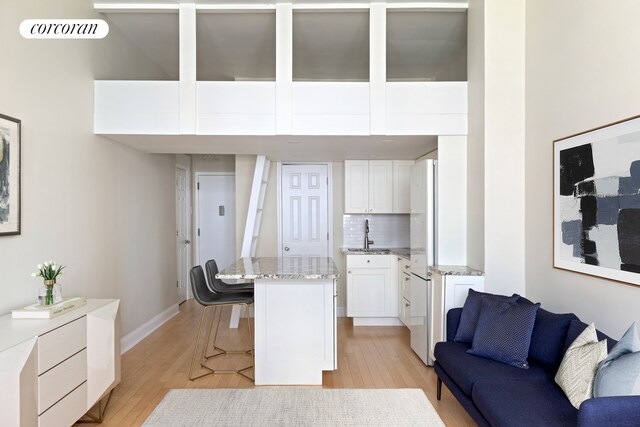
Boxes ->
[230,155,270,328]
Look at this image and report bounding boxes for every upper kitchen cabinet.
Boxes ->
[393,160,414,213]
[345,160,412,214]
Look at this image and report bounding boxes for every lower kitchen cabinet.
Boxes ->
[398,257,411,327]
[346,255,400,325]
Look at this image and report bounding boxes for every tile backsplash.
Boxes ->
[343,214,410,248]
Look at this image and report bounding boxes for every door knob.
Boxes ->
[184,240,191,244]
[284,247,290,251]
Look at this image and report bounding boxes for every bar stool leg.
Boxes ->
[189,306,215,380]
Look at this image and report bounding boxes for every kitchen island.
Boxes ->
[217,257,340,385]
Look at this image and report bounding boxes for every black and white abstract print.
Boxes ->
[0,126,10,224]
[556,124,640,280]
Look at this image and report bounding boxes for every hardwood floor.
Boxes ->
[85,300,475,426]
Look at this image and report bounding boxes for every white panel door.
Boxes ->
[176,168,189,303]
[281,164,329,258]
[368,160,393,213]
[197,175,236,270]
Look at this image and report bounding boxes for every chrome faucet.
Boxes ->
[364,219,374,249]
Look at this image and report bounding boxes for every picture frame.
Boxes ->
[0,114,21,236]
[554,115,640,287]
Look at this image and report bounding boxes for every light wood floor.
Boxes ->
[84,300,475,426]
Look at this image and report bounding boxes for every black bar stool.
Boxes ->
[188,265,254,382]
[205,259,254,293]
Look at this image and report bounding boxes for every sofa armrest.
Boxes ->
[578,396,640,427]
[446,308,463,342]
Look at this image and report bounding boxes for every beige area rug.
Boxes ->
[143,388,445,427]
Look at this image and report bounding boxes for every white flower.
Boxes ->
[37,264,43,269]
[49,260,53,265]
[44,261,49,267]
[51,265,57,270]
[31,273,37,277]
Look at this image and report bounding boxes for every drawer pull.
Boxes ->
[405,277,410,281]
[404,265,410,269]
[405,303,410,307]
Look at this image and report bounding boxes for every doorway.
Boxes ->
[278,164,332,259]
[196,174,236,272]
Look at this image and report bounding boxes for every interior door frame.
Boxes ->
[176,164,192,301]
[194,172,236,271]
[277,162,333,259]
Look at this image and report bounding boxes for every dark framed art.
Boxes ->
[554,115,640,286]
[0,114,21,236]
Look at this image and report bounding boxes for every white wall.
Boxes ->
[467,0,526,295]
[525,0,640,337]
[466,0,485,271]
[0,0,176,337]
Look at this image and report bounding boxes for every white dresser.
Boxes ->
[0,299,120,427]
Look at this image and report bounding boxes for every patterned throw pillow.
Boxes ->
[467,297,540,369]
[594,322,640,397]
[454,289,520,344]
[555,323,608,408]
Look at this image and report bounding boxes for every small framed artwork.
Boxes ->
[554,115,640,286]
[0,114,21,236]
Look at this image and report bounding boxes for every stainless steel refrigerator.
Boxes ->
[409,158,436,366]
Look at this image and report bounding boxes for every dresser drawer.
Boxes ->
[38,317,87,374]
[38,349,87,414]
[38,382,87,427]
[347,254,393,268]
[401,273,411,301]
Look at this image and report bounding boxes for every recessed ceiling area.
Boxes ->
[387,10,467,81]
[293,12,369,81]
[101,134,438,161]
[197,13,276,81]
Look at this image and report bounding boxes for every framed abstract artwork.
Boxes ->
[554,115,640,286]
[0,114,21,236]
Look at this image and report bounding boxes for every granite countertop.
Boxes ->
[341,247,411,260]
[430,265,485,276]
[217,257,340,280]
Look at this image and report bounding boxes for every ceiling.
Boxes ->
[97,2,465,159]
[101,134,438,161]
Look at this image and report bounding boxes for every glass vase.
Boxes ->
[39,280,57,306]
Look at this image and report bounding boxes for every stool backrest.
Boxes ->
[190,265,211,306]
[205,259,226,293]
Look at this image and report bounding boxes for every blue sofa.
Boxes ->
[434,305,640,427]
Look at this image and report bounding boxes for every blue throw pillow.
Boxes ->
[467,297,541,369]
[454,289,519,344]
[594,322,640,397]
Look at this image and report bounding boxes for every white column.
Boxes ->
[179,3,197,134]
[276,2,293,134]
[369,2,387,135]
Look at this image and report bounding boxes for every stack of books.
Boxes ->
[12,297,87,319]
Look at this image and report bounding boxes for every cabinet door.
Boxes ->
[393,160,414,213]
[344,160,369,213]
[368,160,393,213]
[347,268,388,317]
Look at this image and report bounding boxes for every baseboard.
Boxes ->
[352,317,403,326]
[120,304,180,354]
[336,306,346,317]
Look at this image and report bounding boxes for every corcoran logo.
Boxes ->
[19,19,109,39]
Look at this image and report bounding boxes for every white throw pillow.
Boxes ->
[555,323,608,409]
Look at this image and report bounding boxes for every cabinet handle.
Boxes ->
[367,260,370,263]
[348,270,351,274]
[405,277,410,281]
[364,209,368,213]
[405,303,410,307]
[404,265,410,269]
[370,209,374,213]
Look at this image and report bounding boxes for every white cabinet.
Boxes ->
[430,270,484,361]
[0,300,120,427]
[397,257,411,327]
[346,255,400,326]
[393,161,414,213]
[344,160,393,214]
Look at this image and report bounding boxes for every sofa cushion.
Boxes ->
[454,289,519,344]
[434,341,553,395]
[468,298,540,369]
[528,308,579,370]
[594,322,640,397]
[555,323,608,409]
[563,319,617,354]
[472,379,577,427]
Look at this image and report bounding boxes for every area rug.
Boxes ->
[143,388,444,426]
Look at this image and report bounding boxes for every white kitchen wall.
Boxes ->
[342,214,410,248]
[0,0,176,337]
